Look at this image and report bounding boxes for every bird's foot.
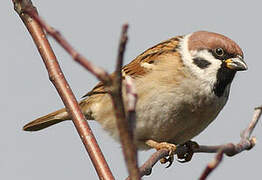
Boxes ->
[146,140,177,168]
[177,140,199,163]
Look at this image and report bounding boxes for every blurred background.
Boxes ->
[2,0,262,179]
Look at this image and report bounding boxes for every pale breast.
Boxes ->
[134,76,230,149]
[90,81,229,150]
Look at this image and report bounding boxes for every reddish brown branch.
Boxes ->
[199,150,224,180]
[14,1,140,179]
[131,106,261,179]
[12,1,114,179]
[22,4,111,85]
[126,149,169,180]
[198,137,256,180]
[109,24,140,180]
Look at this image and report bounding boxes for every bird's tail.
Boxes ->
[23,108,70,131]
[23,99,94,131]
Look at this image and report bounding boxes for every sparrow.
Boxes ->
[23,31,247,157]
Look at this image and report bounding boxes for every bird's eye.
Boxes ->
[215,48,224,56]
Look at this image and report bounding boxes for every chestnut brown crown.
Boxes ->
[188,31,243,58]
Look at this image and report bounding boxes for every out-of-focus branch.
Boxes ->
[14,1,140,179]
[130,106,261,179]
[125,76,137,136]
[109,24,140,180]
[12,1,114,179]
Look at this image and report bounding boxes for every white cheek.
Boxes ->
[179,34,222,85]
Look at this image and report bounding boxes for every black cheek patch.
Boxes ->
[193,58,211,69]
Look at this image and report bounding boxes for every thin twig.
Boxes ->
[126,149,169,180]
[108,24,140,180]
[15,1,140,179]
[23,4,111,85]
[130,106,261,179]
[12,1,114,179]
[199,150,224,180]
[199,106,261,180]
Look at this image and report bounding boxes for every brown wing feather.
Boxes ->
[82,36,182,97]
[23,36,183,132]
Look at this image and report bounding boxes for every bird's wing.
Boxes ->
[82,36,182,97]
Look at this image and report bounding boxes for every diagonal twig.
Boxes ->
[13,1,140,179]
[108,24,140,180]
[12,0,114,179]
[22,2,111,85]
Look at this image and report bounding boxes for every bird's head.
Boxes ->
[180,31,247,97]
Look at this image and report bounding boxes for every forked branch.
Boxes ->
[199,106,261,180]
[12,0,114,179]
[13,0,140,179]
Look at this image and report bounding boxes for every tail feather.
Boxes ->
[23,108,70,131]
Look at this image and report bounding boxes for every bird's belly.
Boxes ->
[92,84,229,150]
[134,93,227,149]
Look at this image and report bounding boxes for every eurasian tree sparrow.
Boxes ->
[23,31,247,154]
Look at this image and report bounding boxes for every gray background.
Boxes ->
[2,0,262,179]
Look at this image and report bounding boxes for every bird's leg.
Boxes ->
[177,140,199,163]
[146,139,177,168]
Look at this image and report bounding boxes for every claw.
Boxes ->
[177,140,199,163]
[146,140,177,168]
[159,154,174,168]
[165,156,174,168]
[177,152,193,163]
